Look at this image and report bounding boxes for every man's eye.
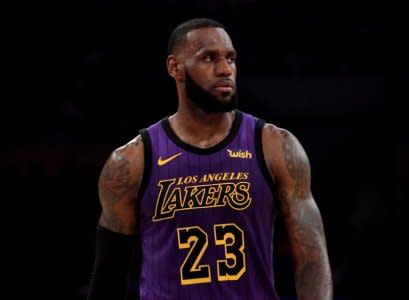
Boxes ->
[204,55,213,62]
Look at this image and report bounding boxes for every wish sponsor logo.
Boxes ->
[227,149,252,159]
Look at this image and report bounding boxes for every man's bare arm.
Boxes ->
[87,135,144,300]
[98,135,144,235]
[263,125,333,300]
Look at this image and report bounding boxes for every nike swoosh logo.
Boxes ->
[157,152,183,166]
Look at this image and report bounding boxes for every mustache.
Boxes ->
[213,78,235,88]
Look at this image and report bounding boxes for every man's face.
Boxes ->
[182,27,238,113]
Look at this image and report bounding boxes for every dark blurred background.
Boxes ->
[5,0,406,299]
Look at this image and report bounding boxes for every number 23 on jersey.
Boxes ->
[177,223,246,285]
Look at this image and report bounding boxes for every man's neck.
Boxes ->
[169,108,235,149]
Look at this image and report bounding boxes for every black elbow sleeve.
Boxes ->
[87,226,136,300]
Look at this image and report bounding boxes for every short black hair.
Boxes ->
[168,18,224,54]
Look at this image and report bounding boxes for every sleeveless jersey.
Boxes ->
[138,110,280,300]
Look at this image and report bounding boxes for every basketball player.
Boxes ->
[87,18,333,300]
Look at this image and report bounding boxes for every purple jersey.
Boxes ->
[138,110,280,299]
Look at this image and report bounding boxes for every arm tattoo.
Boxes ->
[97,138,142,232]
[99,153,131,205]
[281,131,310,199]
[99,211,124,232]
[280,130,332,299]
[98,136,141,206]
[281,131,320,250]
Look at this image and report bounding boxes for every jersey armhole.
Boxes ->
[137,128,152,202]
[255,119,275,195]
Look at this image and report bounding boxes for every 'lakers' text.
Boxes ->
[153,172,251,221]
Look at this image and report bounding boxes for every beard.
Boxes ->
[185,71,238,113]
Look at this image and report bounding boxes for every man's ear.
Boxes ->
[167,55,183,81]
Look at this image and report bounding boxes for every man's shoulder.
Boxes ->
[113,135,144,160]
[260,122,305,156]
[103,135,144,171]
[261,122,309,163]
[262,122,292,142]
[100,134,145,182]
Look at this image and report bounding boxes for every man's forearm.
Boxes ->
[294,254,333,300]
[87,226,136,300]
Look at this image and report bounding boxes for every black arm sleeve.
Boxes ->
[87,226,136,300]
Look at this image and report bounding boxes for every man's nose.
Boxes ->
[215,59,233,76]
